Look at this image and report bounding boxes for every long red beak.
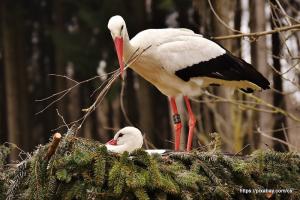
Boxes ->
[114,37,124,79]
[107,139,117,145]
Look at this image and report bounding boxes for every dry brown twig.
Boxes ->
[77,46,151,130]
[256,128,298,151]
[207,0,242,34]
[36,45,151,134]
[119,47,142,127]
[211,24,300,40]
[208,0,300,41]
[56,109,69,129]
[274,0,292,26]
[45,132,62,160]
[191,90,300,123]
[120,78,134,126]
[268,63,300,92]
[45,45,151,132]
[269,1,294,57]
[35,74,112,115]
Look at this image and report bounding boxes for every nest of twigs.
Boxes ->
[1,126,300,200]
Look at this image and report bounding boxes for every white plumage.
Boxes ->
[132,32,225,73]
[105,127,143,153]
[105,126,168,155]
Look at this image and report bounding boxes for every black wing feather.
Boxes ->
[175,52,270,92]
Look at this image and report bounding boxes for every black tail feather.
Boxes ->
[230,53,270,90]
[175,51,270,91]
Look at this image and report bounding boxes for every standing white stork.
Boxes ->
[107,15,270,151]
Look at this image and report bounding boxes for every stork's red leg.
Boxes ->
[184,96,196,151]
[169,97,182,151]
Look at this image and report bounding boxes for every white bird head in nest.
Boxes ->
[105,126,143,153]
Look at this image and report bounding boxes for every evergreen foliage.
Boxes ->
[0,128,299,200]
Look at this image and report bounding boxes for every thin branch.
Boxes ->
[191,90,300,123]
[244,92,300,122]
[234,144,251,156]
[56,109,69,129]
[90,69,119,97]
[36,71,117,102]
[35,75,102,114]
[256,124,300,134]
[192,92,276,114]
[270,1,294,57]
[275,0,292,26]
[268,63,300,91]
[120,78,134,126]
[207,0,242,34]
[256,128,298,151]
[281,123,290,145]
[211,24,300,40]
[76,45,152,131]
[48,74,79,84]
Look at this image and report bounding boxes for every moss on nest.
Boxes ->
[1,127,300,200]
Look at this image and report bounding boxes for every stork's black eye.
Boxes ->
[118,133,124,137]
[119,25,124,35]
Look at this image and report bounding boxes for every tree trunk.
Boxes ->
[249,0,273,151]
[35,0,57,145]
[193,0,216,139]
[66,63,80,126]
[0,60,6,144]
[193,0,213,36]
[270,1,288,152]
[53,0,67,124]
[211,0,237,152]
[231,0,245,153]
[0,0,6,144]
[2,1,29,159]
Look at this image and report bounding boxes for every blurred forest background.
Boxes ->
[1,0,300,160]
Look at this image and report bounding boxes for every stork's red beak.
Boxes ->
[107,139,117,145]
[114,37,124,79]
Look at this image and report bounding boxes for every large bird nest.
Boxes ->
[1,126,299,200]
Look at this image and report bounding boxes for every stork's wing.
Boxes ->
[155,36,270,91]
[155,35,226,73]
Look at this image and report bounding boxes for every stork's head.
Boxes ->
[106,126,143,153]
[108,15,126,78]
